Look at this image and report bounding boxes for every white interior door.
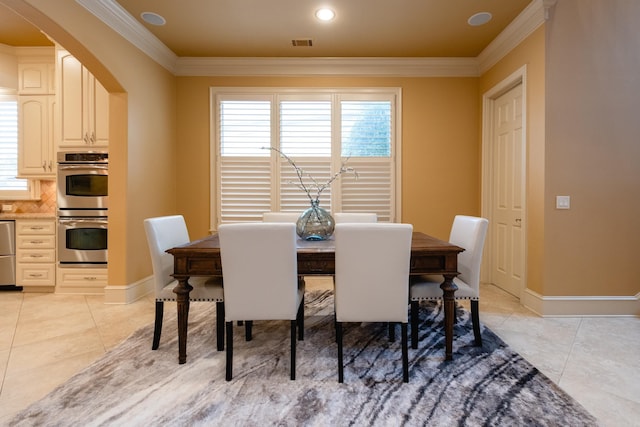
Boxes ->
[490,83,525,298]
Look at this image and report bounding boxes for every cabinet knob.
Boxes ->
[42,161,47,171]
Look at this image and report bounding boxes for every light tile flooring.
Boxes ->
[1,282,639,426]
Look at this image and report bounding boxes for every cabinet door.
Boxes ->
[18,96,55,178]
[57,51,109,149]
[88,73,109,147]
[18,63,53,95]
[58,52,86,147]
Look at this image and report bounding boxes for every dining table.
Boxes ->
[167,231,464,364]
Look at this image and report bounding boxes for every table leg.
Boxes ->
[440,273,458,361]
[174,277,193,364]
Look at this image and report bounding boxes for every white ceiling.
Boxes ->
[1,0,533,58]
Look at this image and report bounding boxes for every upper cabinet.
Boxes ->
[18,62,55,95]
[18,95,55,178]
[16,48,56,179]
[56,49,109,149]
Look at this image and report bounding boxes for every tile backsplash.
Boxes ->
[0,180,56,213]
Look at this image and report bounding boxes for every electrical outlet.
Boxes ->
[2,204,13,212]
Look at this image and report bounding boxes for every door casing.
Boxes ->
[481,65,528,299]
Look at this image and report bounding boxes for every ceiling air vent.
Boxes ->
[291,39,313,47]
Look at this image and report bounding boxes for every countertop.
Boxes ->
[0,212,56,220]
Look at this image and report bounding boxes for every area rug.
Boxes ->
[8,291,599,426]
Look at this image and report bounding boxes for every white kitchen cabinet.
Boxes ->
[15,219,56,291]
[17,95,56,178]
[18,62,55,95]
[56,49,109,149]
[56,266,107,294]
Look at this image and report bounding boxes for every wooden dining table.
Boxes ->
[167,231,464,364]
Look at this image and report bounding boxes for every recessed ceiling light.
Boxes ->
[315,8,335,22]
[467,12,492,26]
[141,12,166,26]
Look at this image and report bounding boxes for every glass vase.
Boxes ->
[296,200,335,241]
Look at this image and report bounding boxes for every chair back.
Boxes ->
[219,222,299,321]
[262,212,300,223]
[334,223,413,323]
[333,212,378,223]
[449,215,489,292]
[144,215,190,296]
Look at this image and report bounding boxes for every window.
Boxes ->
[211,88,401,226]
[0,94,36,200]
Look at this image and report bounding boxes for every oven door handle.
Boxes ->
[59,218,108,226]
[58,164,108,171]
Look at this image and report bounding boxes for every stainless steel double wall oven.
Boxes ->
[57,152,108,266]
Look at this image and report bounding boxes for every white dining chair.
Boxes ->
[334,222,413,383]
[144,215,225,351]
[263,210,306,328]
[218,222,305,381]
[262,211,301,223]
[410,215,489,348]
[333,212,378,223]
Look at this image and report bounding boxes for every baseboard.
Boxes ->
[522,288,640,317]
[104,275,153,304]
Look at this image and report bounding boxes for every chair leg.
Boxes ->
[410,300,419,349]
[336,322,344,383]
[225,321,233,381]
[152,300,163,350]
[470,300,482,346]
[389,322,396,342]
[216,302,225,351]
[401,323,409,383]
[245,321,253,341]
[297,297,304,341]
[290,320,297,380]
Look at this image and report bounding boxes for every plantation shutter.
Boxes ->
[279,100,332,212]
[338,99,394,222]
[218,99,272,222]
[0,98,29,192]
[213,89,399,226]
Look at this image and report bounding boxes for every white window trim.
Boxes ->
[209,87,402,231]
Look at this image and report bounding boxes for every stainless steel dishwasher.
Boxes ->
[0,220,20,290]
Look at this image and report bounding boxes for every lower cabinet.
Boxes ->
[55,266,107,294]
[16,219,56,292]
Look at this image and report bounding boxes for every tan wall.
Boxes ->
[176,76,480,241]
[9,0,177,287]
[479,26,546,295]
[544,0,640,297]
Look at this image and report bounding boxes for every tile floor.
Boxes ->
[0,282,639,426]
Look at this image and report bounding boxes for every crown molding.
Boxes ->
[477,0,545,74]
[77,0,539,78]
[175,57,479,77]
[75,0,178,73]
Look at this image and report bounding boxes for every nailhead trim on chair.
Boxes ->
[157,298,224,302]
[410,296,479,301]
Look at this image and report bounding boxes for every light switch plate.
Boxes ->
[1,204,12,212]
[556,196,570,209]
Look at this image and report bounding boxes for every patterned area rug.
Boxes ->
[9,290,599,426]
